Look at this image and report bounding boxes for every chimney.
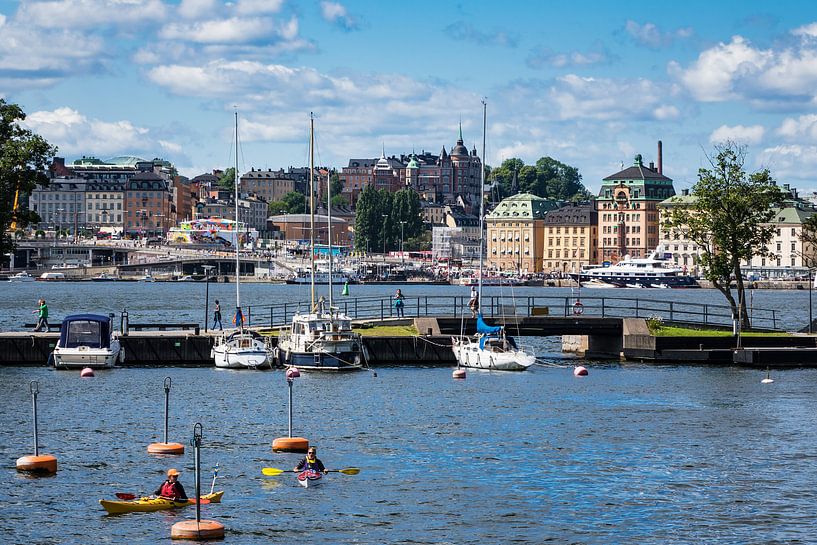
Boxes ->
[649,161,655,170]
[682,189,689,196]
[657,140,663,174]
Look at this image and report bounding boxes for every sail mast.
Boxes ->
[309,113,316,311]
[478,99,486,303]
[327,168,334,311]
[234,110,241,322]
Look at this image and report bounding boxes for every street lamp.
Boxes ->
[382,214,388,261]
[202,265,215,333]
[399,220,407,266]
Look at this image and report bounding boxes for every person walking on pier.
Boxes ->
[213,300,223,331]
[32,299,49,332]
[393,289,405,317]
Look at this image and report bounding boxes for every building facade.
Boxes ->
[486,193,558,273]
[543,202,598,273]
[29,177,88,236]
[124,171,172,237]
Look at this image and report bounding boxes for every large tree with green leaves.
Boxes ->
[218,167,236,191]
[268,191,307,215]
[0,100,57,255]
[490,156,588,201]
[662,143,785,328]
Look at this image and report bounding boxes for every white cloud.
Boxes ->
[236,0,284,15]
[159,140,183,154]
[23,107,153,156]
[320,1,359,30]
[792,22,817,38]
[709,124,765,145]
[756,144,817,183]
[178,0,217,19]
[160,17,273,44]
[625,20,694,49]
[526,46,611,69]
[18,0,166,29]
[777,114,817,140]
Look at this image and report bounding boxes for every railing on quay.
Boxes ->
[242,295,780,331]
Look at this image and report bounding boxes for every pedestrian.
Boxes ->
[32,298,49,332]
[468,287,479,318]
[393,288,405,317]
[213,299,223,330]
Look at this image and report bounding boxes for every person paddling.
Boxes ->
[154,468,188,501]
[294,447,327,474]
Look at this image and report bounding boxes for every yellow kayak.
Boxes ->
[99,491,224,514]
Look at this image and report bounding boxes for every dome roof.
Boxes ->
[406,155,419,169]
[450,123,468,156]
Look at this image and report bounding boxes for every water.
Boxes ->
[2,283,817,543]
[2,365,817,544]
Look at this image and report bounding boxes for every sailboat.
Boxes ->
[451,101,535,371]
[211,111,272,370]
[276,113,364,371]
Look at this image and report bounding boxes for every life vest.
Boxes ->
[159,481,180,500]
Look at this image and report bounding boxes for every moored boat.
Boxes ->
[297,470,323,488]
[8,271,35,282]
[571,249,699,288]
[52,313,122,369]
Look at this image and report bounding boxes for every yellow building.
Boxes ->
[486,193,558,273]
[543,202,598,274]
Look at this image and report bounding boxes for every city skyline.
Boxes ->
[2,0,817,193]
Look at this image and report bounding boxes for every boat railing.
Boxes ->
[243,295,780,331]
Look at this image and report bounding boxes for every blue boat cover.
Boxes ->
[476,313,502,334]
[59,314,111,349]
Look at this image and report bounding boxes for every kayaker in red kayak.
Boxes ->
[154,468,188,501]
[294,447,327,474]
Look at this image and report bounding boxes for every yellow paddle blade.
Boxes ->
[338,467,360,475]
[261,467,284,476]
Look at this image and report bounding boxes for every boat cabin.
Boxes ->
[59,314,113,349]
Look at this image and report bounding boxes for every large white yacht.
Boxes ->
[571,250,699,288]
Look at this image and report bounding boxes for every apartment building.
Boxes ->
[543,202,598,273]
[486,193,558,272]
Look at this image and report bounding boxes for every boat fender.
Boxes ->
[574,366,589,377]
[572,301,584,316]
[80,367,95,378]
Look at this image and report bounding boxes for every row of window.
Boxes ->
[547,249,586,258]
[601,237,642,247]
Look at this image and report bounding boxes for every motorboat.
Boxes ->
[38,272,65,281]
[211,111,273,370]
[91,272,117,282]
[8,271,35,282]
[139,270,156,282]
[452,314,535,371]
[177,275,195,282]
[571,250,699,288]
[52,313,122,369]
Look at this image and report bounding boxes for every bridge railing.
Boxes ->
[243,295,779,331]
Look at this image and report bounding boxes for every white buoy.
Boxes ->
[573,366,588,377]
[80,367,95,378]
[452,368,466,379]
[761,368,774,384]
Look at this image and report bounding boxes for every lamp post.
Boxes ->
[202,265,215,332]
[382,214,388,261]
[399,220,407,266]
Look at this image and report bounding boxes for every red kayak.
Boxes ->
[297,470,323,488]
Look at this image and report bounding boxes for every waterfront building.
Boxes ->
[86,181,125,234]
[657,189,703,275]
[238,195,269,233]
[543,202,598,274]
[267,213,349,246]
[124,170,172,237]
[597,150,673,262]
[486,193,558,273]
[239,167,308,203]
[29,177,89,236]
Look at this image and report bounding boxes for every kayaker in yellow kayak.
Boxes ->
[294,447,327,474]
[154,468,188,501]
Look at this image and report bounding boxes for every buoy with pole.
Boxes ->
[171,424,224,540]
[272,367,309,452]
[761,367,774,384]
[148,377,185,455]
[16,381,58,474]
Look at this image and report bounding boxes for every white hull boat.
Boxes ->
[8,271,35,282]
[452,332,534,371]
[52,314,122,369]
[212,331,271,369]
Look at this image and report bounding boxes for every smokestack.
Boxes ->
[657,140,663,174]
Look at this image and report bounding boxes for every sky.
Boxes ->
[3,0,817,194]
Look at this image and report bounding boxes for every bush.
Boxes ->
[646,315,664,333]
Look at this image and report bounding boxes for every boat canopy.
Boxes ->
[59,314,111,349]
[476,313,502,335]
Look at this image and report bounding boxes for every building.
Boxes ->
[597,149,674,262]
[86,180,125,234]
[29,177,89,236]
[543,202,598,274]
[239,168,307,203]
[124,171,172,237]
[238,195,269,233]
[657,189,703,274]
[486,193,558,273]
[267,214,349,246]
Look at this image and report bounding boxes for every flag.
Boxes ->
[233,307,244,325]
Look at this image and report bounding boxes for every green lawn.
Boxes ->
[652,325,793,337]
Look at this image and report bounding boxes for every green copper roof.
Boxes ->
[486,192,558,220]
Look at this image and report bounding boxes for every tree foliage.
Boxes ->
[0,100,57,255]
[218,167,236,191]
[662,143,785,327]
[490,156,589,201]
[354,187,424,253]
[268,191,307,214]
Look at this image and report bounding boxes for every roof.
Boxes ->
[63,313,111,323]
[603,155,672,182]
[544,202,597,225]
[486,193,559,220]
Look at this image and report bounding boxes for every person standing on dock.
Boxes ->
[32,299,49,332]
[393,289,405,317]
[213,300,223,331]
[468,287,479,318]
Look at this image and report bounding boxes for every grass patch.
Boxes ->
[353,324,418,337]
[653,325,792,337]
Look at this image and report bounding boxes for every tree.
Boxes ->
[354,185,387,253]
[662,143,785,328]
[535,157,589,201]
[218,167,236,191]
[0,100,57,255]
[391,188,423,242]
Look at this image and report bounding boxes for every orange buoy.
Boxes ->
[452,368,466,379]
[16,454,58,474]
[147,442,185,455]
[574,366,589,377]
[171,519,225,540]
[80,367,95,378]
[272,436,309,452]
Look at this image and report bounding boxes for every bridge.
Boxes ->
[239,294,782,332]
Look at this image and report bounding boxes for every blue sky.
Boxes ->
[3,0,817,194]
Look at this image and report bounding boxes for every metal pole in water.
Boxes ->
[163,377,171,445]
[287,378,293,438]
[31,381,39,456]
[192,423,202,523]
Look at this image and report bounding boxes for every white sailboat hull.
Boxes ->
[451,336,534,371]
[53,340,121,369]
[211,333,271,369]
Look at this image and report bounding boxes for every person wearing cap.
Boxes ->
[293,446,327,474]
[154,468,188,501]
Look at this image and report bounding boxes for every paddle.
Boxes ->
[261,467,360,476]
[114,492,210,504]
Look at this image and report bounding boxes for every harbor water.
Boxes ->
[2,283,817,543]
